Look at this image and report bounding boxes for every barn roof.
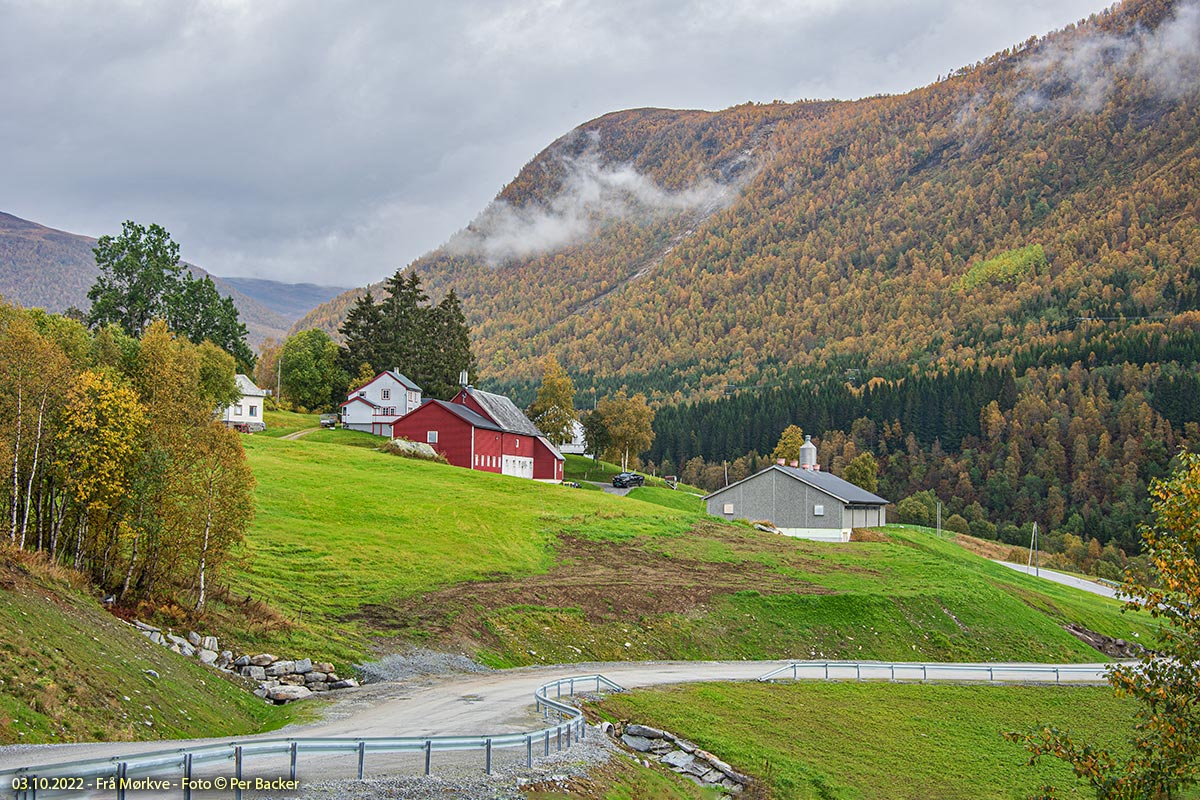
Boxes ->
[462,387,542,437]
[425,399,504,433]
[704,465,888,505]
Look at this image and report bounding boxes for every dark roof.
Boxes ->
[704,465,889,505]
[382,370,421,392]
[424,399,504,433]
[776,466,889,504]
[463,387,542,436]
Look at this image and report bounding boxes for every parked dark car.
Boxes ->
[612,472,645,488]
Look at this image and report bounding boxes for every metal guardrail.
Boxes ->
[756,660,1110,684]
[1,674,624,799]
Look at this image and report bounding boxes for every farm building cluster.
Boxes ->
[225,374,887,539]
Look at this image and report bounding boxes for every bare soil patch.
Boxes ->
[350,528,832,650]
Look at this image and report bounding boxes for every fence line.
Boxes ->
[2,674,624,800]
[756,660,1110,684]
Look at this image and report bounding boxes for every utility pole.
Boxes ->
[936,500,942,538]
[1027,522,1040,577]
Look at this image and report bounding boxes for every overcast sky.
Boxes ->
[0,0,1108,288]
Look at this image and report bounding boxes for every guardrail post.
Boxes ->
[234,746,243,800]
[526,734,533,768]
[890,664,895,682]
[184,753,193,800]
[569,677,575,696]
[544,730,550,756]
[1056,668,1060,685]
[486,738,493,774]
[117,762,127,800]
[595,676,601,692]
[557,726,562,752]
[580,718,586,740]
[557,682,561,699]
[357,740,366,780]
[824,662,829,680]
[856,663,861,682]
[424,740,432,776]
[922,664,927,681]
[290,741,298,781]
[989,666,994,683]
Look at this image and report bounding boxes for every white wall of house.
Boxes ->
[221,375,266,432]
[342,372,422,434]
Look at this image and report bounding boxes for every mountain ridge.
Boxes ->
[0,211,347,348]
[295,0,1199,404]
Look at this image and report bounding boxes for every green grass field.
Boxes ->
[259,409,319,437]
[0,551,298,744]
[598,682,1148,799]
[222,435,1155,672]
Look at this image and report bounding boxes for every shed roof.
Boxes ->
[704,465,889,506]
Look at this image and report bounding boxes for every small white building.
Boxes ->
[558,419,589,456]
[221,374,267,432]
[340,370,423,435]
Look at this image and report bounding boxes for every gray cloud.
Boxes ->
[446,139,743,263]
[0,0,1106,286]
[1019,0,1200,112]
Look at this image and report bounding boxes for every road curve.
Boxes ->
[0,658,1114,773]
[994,560,1121,598]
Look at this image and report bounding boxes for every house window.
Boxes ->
[249,406,257,417]
[234,403,243,416]
[381,389,391,400]
[427,431,438,444]
[723,503,734,515]
[814,504,825,516]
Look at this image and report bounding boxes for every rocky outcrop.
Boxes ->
[130,621,358,704]
[612,723,752,796]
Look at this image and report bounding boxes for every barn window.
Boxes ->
[427,431,438,444]
[814,504,825,516]
[722,503,734,515]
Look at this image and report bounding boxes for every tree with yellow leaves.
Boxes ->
[1006,452,1200,798]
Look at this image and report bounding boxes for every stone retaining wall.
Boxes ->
[131,620,357,704]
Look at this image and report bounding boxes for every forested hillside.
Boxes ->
[299,0,1199,401]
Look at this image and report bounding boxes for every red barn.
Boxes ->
[391,386,565,482]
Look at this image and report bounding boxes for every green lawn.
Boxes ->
[565,454,704,493]
[259,409,319,437]
[0,553,298,744]
[598,682,1152,799]
[223,437,1155,670]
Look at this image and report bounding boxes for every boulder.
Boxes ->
[661,750,695,771]
[148,631,165,645]
[625,724,667,739]
[278,674,305,686]
[250,653,276,666]
[293,658,312,674]
[165,633,189,648]
[304,671,328,684]
[309,682,329,692]
[621,734,655,753]
[253,687,269,699]
[268,685,312,703]
[197,649,218,665]
[201,636,219,651]
[180,644,195,658]
[265,661,295,677]
[233,655,251,668]
[313,662,334,674]
[326,673,339,682]
[169,644,182,654]
[329,678,359,690]
[187,631,202,646]
[133,620,160,633]
[241,665,267,681]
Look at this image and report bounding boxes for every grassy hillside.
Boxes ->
[0,548,297,745]
[219,435,1154,669]
[597,682,1147,799]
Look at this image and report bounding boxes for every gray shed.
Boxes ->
[704,465,888,542]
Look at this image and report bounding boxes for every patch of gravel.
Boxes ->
[355,647,492,683]
[272,724,615,800]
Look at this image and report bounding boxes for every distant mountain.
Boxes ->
[0,212,343,347]
[297,0,1200,403]
[219,276,347,322]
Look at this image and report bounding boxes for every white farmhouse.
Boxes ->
[221,374,267,432]
[340,370,423,435]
